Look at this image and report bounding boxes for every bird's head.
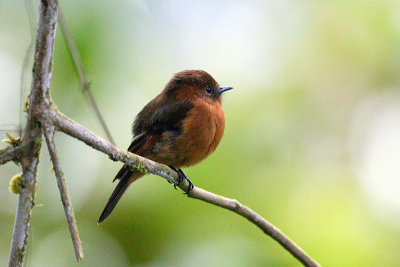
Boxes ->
[164,70,233,103]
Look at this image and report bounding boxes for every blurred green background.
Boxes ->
[1,0,400,266]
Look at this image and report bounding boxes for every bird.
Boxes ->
[98,70,232,224]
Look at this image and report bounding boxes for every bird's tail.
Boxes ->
[98,170,144,224]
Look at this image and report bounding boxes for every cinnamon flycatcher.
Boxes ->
[98,70,232,223]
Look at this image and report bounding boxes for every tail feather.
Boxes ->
[99,133,148,223]
[113,165,128,182]
[98,170,132,224]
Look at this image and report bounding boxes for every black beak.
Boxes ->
[218,86,233,95]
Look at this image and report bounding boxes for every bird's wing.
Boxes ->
[113,100,194,182]
[133,100,194,135]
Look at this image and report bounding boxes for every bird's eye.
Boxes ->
[205,86,212,95]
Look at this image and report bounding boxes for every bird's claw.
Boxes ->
[170,167,194,194]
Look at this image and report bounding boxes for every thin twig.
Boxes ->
[51,110,320,267]
[9,0,58,266]
[43,126,84,261]
[57,6,116,145]
[19,0,36,136]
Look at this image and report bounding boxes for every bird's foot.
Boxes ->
[170,167,194,194]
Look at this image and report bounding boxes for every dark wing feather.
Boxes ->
[133,100,194,135]
[147,102,194,132]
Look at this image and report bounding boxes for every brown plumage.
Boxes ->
[98,70,232,223]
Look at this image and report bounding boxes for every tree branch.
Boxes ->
[0,145,21,165]
[51,110,320,267]
[43,126,84,261]
[57,5,116,145]
[189,188,318,267]
[8,0,58,266]
[52,110,179,183]
[19,0,36,136]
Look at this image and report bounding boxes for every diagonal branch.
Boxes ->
[52,110,179,183]
[57,6,116,145]
[43,125,84,261]
[51,109,320,267]
[188,188,318,266]
[19,0,36,136]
